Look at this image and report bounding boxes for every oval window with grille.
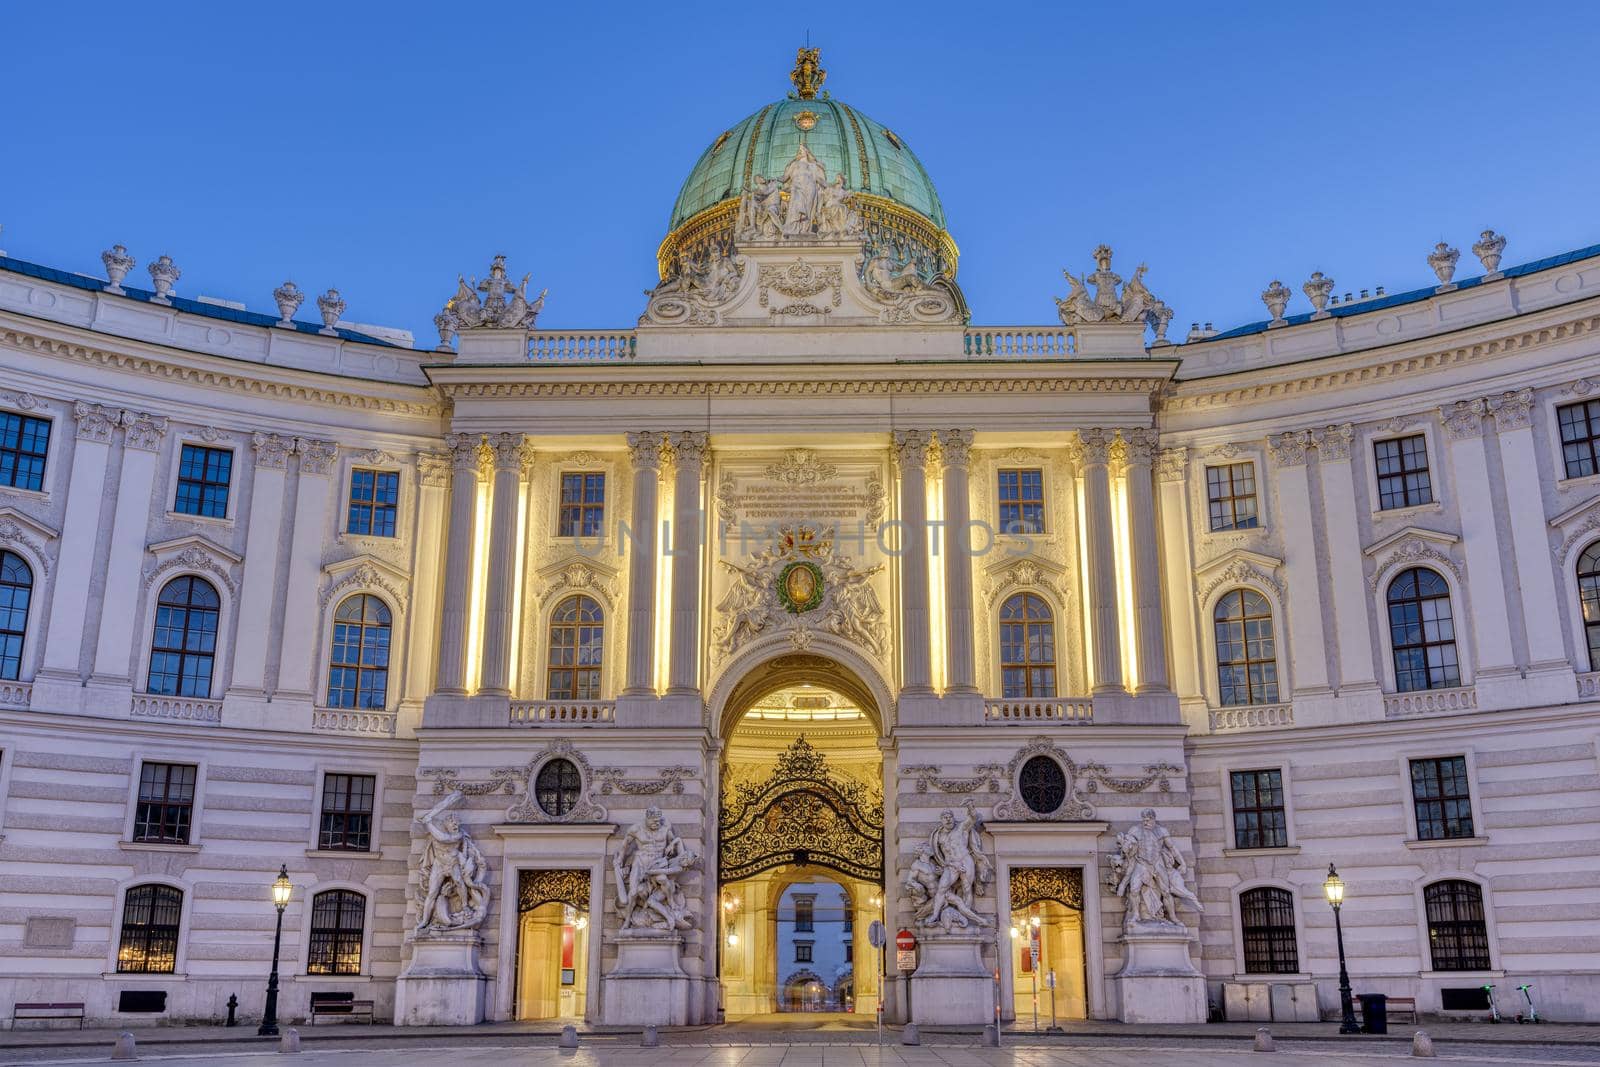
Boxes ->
[1019,755,1067,815]
[534,758,583,818]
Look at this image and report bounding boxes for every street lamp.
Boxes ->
[258,865,292,1037]
[1322,863,1359,1035]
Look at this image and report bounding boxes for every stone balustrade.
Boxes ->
[1383,685,1478,719]
[509,699,618,726]
[982,697,1093,724]
[312,708,399,736]
[527,330,635,361]
[1208,703,1295,732]
[964,327,1075,358]
[130,694,223,724]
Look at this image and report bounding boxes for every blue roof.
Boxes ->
[0,255,399,347]
[1193,241,1600,344]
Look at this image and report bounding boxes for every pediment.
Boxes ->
[147,533,243,566]
[0,507,60,542]
[1549,492,1600,529]
[1193,549,1284,603]
[1362,525,1458,558]
[143,534,242,595]
[323,552,410,587]
[319,554,411,610]
[1193,548,1283,580]
[981,555,1071,602]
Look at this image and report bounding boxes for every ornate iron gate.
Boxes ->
[719,737,884,883]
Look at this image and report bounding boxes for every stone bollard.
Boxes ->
[983,1023,1000,1047]
[111,1032,138,1061]
[1254,1027,1275,1052]
[1411,1030,1436,1058]
[559,1024,579,1049]
[901,1023,921,1046]
[279,1028,301,1054]
[641,1025,659,1048]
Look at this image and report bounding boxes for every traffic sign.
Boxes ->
[868,920,886,948]
[895,928,916,952]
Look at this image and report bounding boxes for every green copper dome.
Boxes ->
[668,96,947,232]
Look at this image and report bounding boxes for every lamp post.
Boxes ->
[1322,863,1360,1035]
[258,865,293,1037]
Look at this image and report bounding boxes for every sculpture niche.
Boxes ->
[903,804,993,932]
[413,790,490,935]
[1108,807,1204,932]
[612,806,701,933]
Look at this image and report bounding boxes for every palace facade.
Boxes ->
[2,50,1599,1028]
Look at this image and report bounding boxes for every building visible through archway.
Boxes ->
[716,678,885,1018]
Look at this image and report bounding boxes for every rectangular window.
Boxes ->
[1206,462,1259,531]
[1558,400,1600,479]
[133,762,198,844]
[1230,769,1288,849]
[1374,435,1433,510]
[174,444,232,518]
[116,884,182,974]
[794,899,814,932]
[997,468,1045,534]
[845,943,853,963]
[0,412,50,492]
[1410,756,1474,840]
[558,472,605,538]
[318,773,376,851]
[347,469,400,537]
[795,942,813,963]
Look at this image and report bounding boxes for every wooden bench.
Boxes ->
[308,991,374,1024]
[11,1002,86,1028]
[1353,994,1419,1025]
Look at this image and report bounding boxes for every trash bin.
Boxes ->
[1358,993,1388,1034]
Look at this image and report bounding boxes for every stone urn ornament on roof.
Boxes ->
[147,254,180,305]
[1303,271,1335,319]
[316,288,345,336]
[102,245,135,295]
[1472,230,1507,279]
[1261,280,1291,327]
[272,281,304,327]
[1427,242,1461,293]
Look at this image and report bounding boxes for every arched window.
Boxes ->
[117,884,183,974]
[0,550,33,681]
[1387,568,1460,692]
[147,577,220,698]
[1239,886,1299,974]
[534,758,584,817]
[1000,593,1056,698]
[546,595,603,700]
[1577,543,1600,670]
[1213,589,1279,706]
[1423,880,1490,971]
[326,595,391,709]
[307,889,366,976]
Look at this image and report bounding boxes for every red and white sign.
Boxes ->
[895,928,917,971]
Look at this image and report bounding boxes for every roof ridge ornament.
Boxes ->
[790,46,826,100]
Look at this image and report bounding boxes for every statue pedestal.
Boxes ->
[909,933,992,1026]
[601,932,691,1026]
[394,931,486,1026]
[1113,924,1206,1023]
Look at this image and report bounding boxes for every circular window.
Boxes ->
[534,758,583,818]
[1018,756,1067,815]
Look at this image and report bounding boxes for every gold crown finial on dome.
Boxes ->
[790,46,825,100]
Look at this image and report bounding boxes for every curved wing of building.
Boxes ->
[0,49,1597,1029]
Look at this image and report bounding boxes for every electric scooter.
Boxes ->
[1484,984,1501,1023]
[1517,984,1540,1024]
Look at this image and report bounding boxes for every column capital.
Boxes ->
[73,401,118,443]
[1157,447,1189,482]
[1487,388,1533,433]
[1119,427,1158,467]
[626,431,669,470]
[1310,422,1355,461]
[1440,399,1486,440]
[1267,430,1313,467]
[294,437,339,476]
[892,429,933,470]
[938,429,975,469]
[121,411,169,452]
[417,450,452,488]
[669,430,710,471]
[1075,428,1114,466]
[251,431,295,469]
[446,433,484,473]
[486,431,533,474]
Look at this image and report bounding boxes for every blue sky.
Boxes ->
[5,1,1597,341]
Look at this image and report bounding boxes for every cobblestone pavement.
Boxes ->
[8,1033,1600,1067]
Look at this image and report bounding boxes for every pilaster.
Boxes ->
[1310,424,1382,714]
[621,431,667,709]
[666,431,709,700]
[88,411,169,699]
[272,438,338,717]
[892,430,934,700]
[1265,431,1333,710]
[222,432,293,725]
[938,430,979,698]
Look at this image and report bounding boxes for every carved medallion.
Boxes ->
[777,560,824,614]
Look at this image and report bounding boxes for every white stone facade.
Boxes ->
[2,83,1600,1031]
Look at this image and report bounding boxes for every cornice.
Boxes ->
[1163,309,1600,414]
[0,318,444,419]
[434,375,1168,400]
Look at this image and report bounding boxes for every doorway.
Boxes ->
[515,870,590,1021]
[1008,867,1088,1025]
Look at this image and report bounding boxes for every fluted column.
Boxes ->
[39,404,117,680]
[939,430,978,695]
[623,432,667,695]
[667,431,708,695]
[893,431,934,694]
[434,433,484,695]
[402,453,451,712]
[275,438,338,699]
[1155,448,1203,703]
[478,433,530,697]
[1078,429,1123,693]
[1122,428,1169,692]
[89,411,170,685]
